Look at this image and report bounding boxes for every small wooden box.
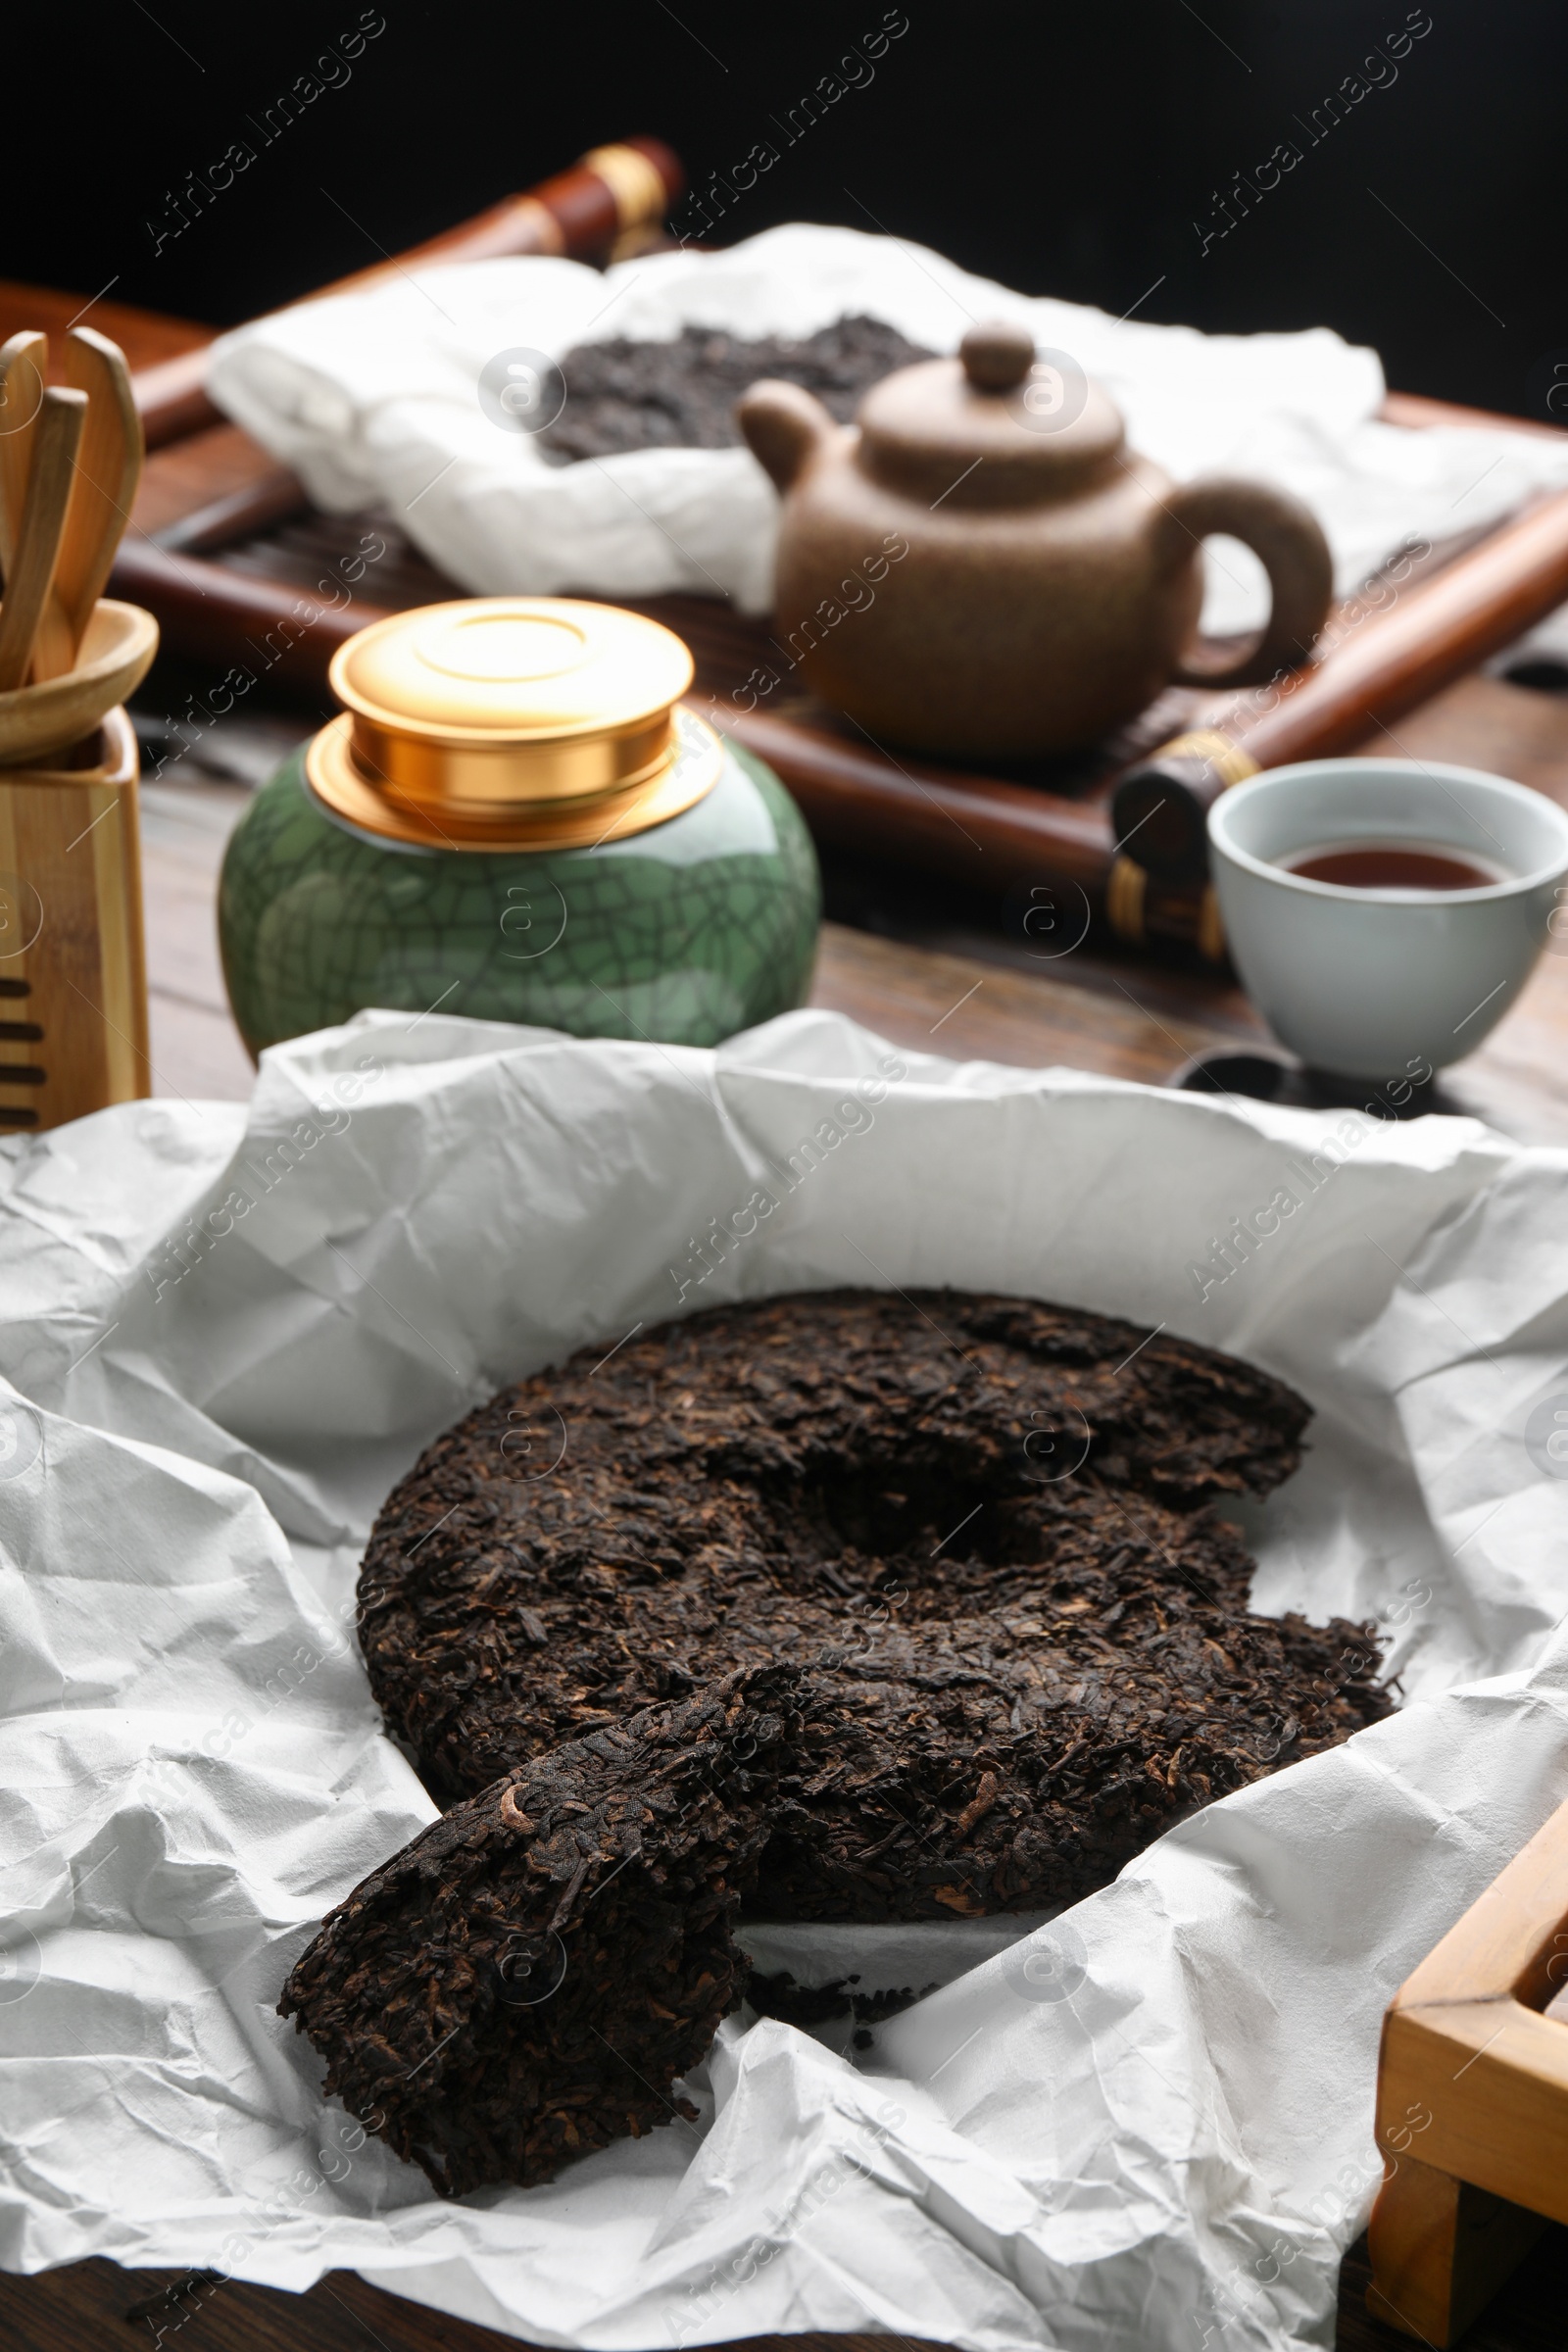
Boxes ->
[0,705,151,1131]
[1368,1796,1568,2343]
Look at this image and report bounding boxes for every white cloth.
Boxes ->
[3,1006,1568,2350]
[206,221,1568,627]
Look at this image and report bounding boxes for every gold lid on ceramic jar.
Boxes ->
[305,597,721,850]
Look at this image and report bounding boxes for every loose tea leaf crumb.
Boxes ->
[745,1968,937,2031]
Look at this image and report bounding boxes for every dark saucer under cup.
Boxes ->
[1169,1052,1447,1120]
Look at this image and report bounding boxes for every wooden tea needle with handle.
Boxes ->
[29,328,143,681]
[0,386,88,692]
[0,329,47,578]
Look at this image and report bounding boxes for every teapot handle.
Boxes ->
[1156,477,1333,688]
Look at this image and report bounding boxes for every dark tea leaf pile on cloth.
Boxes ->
[537,316,933,461]
[205,220,1568,615]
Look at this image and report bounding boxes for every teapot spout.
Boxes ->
[736,379,837,493]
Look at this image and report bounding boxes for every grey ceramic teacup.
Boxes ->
[1208,758,1568,1080]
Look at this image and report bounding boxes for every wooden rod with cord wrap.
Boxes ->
[127,138,684,452]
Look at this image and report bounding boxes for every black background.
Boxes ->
[7,0,1565,417]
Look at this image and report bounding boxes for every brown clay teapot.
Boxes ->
[737,319,1333,761]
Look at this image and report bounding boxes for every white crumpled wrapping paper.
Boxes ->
[3,1005,1568,2350]
[204,222,1568,630]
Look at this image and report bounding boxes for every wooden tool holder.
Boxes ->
[1368,1795,1568,2344]
[0,707,150,1130]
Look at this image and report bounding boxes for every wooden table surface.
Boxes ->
[10,272,1568,2352]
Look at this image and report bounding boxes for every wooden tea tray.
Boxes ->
[111,454,1568,962]
[45,163,1568,968]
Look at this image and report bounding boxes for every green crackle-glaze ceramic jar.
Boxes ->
[218,598,820,1056]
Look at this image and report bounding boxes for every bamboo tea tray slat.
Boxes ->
[113,452,1568,966]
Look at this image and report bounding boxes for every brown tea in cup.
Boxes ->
[1278,839,1510,891]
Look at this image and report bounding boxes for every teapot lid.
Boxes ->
[857,320,1125,507]
[304,598,721,851]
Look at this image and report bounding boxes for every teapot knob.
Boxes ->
[959,319,1036,392]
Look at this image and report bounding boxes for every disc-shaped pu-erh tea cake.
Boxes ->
[282,1290,1388,2195]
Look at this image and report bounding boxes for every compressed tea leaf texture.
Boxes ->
[284,1292,1389,2192]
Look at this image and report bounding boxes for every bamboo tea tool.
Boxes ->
[33,328,142,679]
[1367,1793,1568,2343]
[0,329,157,1132]
[0,387,84,690]
[0,329,46,572]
